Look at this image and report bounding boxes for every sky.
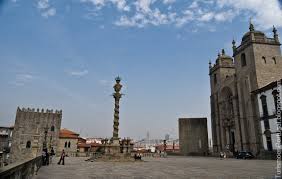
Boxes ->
[0,0,282,140]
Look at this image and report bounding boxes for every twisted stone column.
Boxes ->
[112,77,123,140]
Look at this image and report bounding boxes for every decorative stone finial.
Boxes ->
[217,52,221,58]
[209,60,212,69]
[221,49,225,55]
[273,25,279,42]
[232,39,236,53]
[249,18,255,32]
[115,76,121,83]
[273,25,277,34]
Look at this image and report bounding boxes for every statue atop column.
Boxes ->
[112,76,123,140]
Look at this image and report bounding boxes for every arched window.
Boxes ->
[68,141,71,148]
[51,125,55,132]
[26,141,31,148]
[241,53,246,67]
[65,141,67,148]
[262,56,266,64]
[273,57,277,64]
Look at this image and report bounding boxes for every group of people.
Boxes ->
[219,151,227,159]
[42,147,55,165]
[41,148,66,165]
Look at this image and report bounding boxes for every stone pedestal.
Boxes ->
[105,139,120,155]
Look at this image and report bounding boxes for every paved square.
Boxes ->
[35,156,277,179]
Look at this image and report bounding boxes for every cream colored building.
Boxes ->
[57,129,79,157]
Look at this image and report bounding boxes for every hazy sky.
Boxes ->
[0,0,282,140]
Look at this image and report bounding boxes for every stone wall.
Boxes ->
[178,118,208,156]
[0,156,42,179]
[57,138,78,157]
[10,107,62,163]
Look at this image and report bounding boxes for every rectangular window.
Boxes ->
[266,137,273,151]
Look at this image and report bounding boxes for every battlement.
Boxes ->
[17,107,62,114]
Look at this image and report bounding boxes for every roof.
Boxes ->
[252,79,282,94]
[59,128,79,139]
[77,143,101,148]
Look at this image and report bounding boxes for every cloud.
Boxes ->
[22,0,282,29]
[216,0,282,29]
[10,74,35,86]
[36,0,56,18]
[69,70,89,77]
[80,0,130,11]
[163,0,175,4]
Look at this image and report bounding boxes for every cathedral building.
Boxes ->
[209,23,282,157]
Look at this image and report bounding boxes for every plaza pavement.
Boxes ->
[34,156,277,179]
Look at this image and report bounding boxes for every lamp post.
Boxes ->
[43,126,49,150]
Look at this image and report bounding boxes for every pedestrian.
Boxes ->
[57,149,65,165]
[50,147,55,164]
[42,149,46,165]
[45,148,49,165]
[219,151,224,159]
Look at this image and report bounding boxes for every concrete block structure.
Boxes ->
[10,107,62,163]
[178,118,208,156]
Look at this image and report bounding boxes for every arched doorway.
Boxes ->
[220,87,236,153]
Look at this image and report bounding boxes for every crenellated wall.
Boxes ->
[10,107,62,163]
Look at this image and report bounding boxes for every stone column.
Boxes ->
[112,77,123,141]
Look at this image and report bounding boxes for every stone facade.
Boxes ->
[57,129,79,157]
[0,126,13,167]
[10,107,62,163]
[209,24,282,156]
[178,118,209,156]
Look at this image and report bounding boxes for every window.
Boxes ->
[68,141,71,148]
[214,74,217,84]
[260,95,268,117]
[241,53,246,67]
[26,141,31,148]
[273,57,277,64]
[65,141,67,148]
[51,125,55,132]
[266,138,273,151]
[272,90,279,112]
[262,56,266,64]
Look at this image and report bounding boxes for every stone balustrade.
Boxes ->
[0,156,42,179]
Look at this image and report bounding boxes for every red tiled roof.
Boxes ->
[90,143,101,147]
[59,128,79,139]
[77,143,90,148]
[77,143,101,148]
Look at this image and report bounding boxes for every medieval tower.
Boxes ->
[209,23,282,156]
[10,107,62,163]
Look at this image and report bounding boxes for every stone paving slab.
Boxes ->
[34,156,277,179]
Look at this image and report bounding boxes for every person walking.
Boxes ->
[42,149,46,165]
[45,148,49,165]
[57,149,65,165]
[50,147,55,164]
